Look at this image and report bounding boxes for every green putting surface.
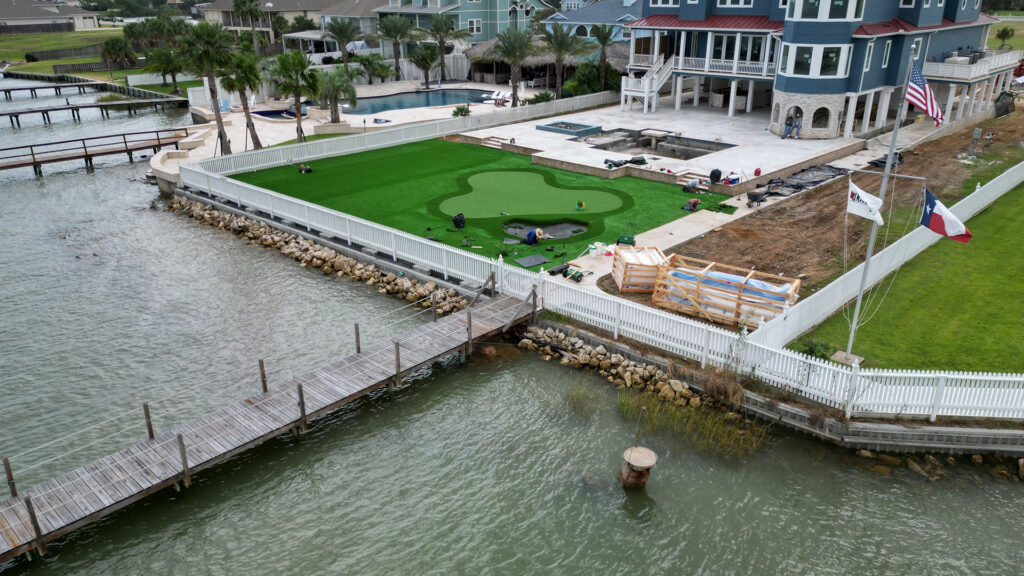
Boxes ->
[234,139,730,270]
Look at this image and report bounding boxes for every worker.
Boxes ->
[782,113,794,139]
[684,178,700,193]
[792,111,803,138]
[524,228,544,245]
[684,198,702,212]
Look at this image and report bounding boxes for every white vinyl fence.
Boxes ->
[178,99,1024,421]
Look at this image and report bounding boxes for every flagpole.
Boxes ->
[844,47,918,360]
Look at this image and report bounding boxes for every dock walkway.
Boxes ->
[2,82,106,100]
[0,128,193,174]
[2,98,188,127]
[0,293,534,564]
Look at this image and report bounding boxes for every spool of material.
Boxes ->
[619,446,657,489]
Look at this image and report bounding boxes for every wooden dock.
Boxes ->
[2,82,106,100]
[0,128,194,175]
[0,292,535,566]
[2,98,188,127]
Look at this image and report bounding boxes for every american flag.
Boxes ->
[905,63,943,127]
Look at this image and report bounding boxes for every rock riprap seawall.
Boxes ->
[167,196,469,314]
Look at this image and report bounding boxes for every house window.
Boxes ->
[828,0,848,19]
[820,46,841,75]
[801,0,820,18]
[794,46,813,74]
[854,0,864,17]
[974,0,980,7]
[960,0,965,8]
[780,44,789,73]
[717,0,753,6]
[882,40,891,67]
[938,0,944,5]
[863,42,873,71]
[924,0,930,6]
[650,0,679,6]
[780,0,788,6]
[564,1,580,9]
[911,37,923,59]
[467,18,481,34]
[900,0,913,6]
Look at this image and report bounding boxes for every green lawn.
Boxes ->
[988,21,1024,49]
[0,29,123,61]
[9,57,101,74]
[135,80,203,94]
[797,183,1024,372]
[234,139,728,270]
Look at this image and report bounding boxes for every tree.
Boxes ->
[409,43,439,89]
[355,53,391,84]
[420,14,471,82]
[318,66,357,124]
[100,37,136,81]
[122,21,148,52]
[145,17,169,48]
[589,24,614,89]
[180,22,234,155]
[996,26,1015,49]
[322,18,361,64]
[290,15,317,32]
[531,0,561,32]
[233,0,263,52]
[143,48,184,93]
[377,14,420,80]
[271,14,289,41]
[489,28,535,107]
[220,52,264,150]
[270,50,319,144]
[540,22,590,98]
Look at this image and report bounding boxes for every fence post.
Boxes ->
[390,231,397,262]
[844,362,860,420]
[345,218,352,245]
[700,330,711,369]
[614,301,622,340]
[143,403,154,440]
[354,323,361,354]
[259,358,268,393]
[496,254,505,295]
[176,434,191,488]
[297,383,307,432]
[531,284,538,322]
[24,496,45,556]
[442,250,449,280]
[3,457,15,497]
[928,374,947,423]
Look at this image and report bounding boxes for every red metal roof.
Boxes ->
[854,14,998,37]
[627,14,783,32]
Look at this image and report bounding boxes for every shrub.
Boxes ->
[452,104,471,117]
[25,54,39,63]
[321,55,336,65]
[527,91,554,104]
[703,369,744,411]
[560,62,620,98]
[797,338,835,361]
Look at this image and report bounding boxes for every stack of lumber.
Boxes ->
[611,246,667,293]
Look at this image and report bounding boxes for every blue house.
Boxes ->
[374,0,546,44]
[541,0,642,42]
[620,0,1017,139]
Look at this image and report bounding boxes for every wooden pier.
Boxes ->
[0,128,193,175]
[2,82,106,100]
[2,98,188,128]
[0,291,536,566]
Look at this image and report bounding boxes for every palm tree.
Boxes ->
[996,26,1015,49]
[270,50,320,143]
[420,14,471,82]
[145,17,169,49]
[318,66,357,124]
[377,15,420,80]
[180,22,234,155]
[489,28,535,107]
[100,37,136,81]
[409,43,439,89]
[220,52,264,150]
[355,53,392,84]
[540,23,590,98]
[143,48,184,93]
[590,24,614,89]
[290,15,318,32]
[123,22,148,52]
[322,18,361,64]
[233,0,263,52]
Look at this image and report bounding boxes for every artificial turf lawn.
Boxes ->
[234,139,728,270]
[798,183,1024,372]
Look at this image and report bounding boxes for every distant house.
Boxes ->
[541,0,640,42]
[0,0,99,29]
[373,0,546,45]
[201,0,339,42]
[320,0,388,36]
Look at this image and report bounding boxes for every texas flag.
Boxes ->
[920,189,971,243]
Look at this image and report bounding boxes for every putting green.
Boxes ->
[438,170,623,218]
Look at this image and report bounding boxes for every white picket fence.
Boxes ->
[178,97,1024,421]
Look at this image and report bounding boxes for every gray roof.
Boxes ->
[372,3,456,14]
[541,0,639,26]
[203,0,339,13]
[321,0,386,18]
[0,0,98,20]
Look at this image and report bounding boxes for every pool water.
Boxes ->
[344,89,490,115]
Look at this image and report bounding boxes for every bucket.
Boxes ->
[587,244,597,258]
[593,242,606,256]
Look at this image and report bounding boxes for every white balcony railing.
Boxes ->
[922,50,1022,81]
[675,56,775,77]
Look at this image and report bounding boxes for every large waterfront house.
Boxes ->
[321,0,388,36]
[541,0,641,42]
[0,0,99,30]
[621,0,1019,139]
[201,0,339,43]
[373,0,548,45]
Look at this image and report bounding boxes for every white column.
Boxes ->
[705,33,713,72]
[693,76,701,106]
[629,34,636,68]
[980,78,993,108]
[675,76,684,110]
[972,81,986,114]
[652,31,661,65]
[944,84,958,123]
[861,90,875,133]
[728,79,738,117]
[746,80,755,113]
[679,31,686,67]
[843,94,858,138]
[762,35,772,76]
[874,88,891,128]
[1005,72,1014,92]
[732,32,742,73]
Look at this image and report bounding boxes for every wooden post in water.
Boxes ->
[354,323,361,354]
[177,434,191,488]
[431,293,438,322]
[392,340,401,389]
[466,311,473,357]
[297,383,307,433]
[24,496,46,556]
[143,403,154,440]
[3,457,15,497]
[258,359,268,393]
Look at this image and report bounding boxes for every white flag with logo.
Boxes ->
[848,182,884,225]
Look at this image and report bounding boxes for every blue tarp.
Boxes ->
[670,268,791,303]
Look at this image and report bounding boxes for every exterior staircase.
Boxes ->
[481,136,507,149]
[620,56,675,114]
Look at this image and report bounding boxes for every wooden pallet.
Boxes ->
[610,246,667,294]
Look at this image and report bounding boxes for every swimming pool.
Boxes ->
[343,89,490,115]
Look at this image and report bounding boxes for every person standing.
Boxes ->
[792,111,803,138]
[782,113,794,139]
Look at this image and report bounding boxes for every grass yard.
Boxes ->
[9,57,100,74]
[988,20,1024,49]
[0,29,123,62]
[135,80,203,94]
[234,139,728,270]
[797,183,1024,372]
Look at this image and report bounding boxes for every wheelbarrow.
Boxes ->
[746,190,768,208]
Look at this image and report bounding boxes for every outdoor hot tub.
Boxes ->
[537,122,603,137]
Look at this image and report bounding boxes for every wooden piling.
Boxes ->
[24,496,45,556]
[466,311,473,356]
[354,323,361,354]
[393,340,401,389]
[431,293,438,322]
[176,434,191,488]
[143,403,154,440]
[258,358,268,393]
[297,383,307,433]
[3,457,15,498]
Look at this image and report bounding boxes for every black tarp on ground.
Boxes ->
[759,165,848,197]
